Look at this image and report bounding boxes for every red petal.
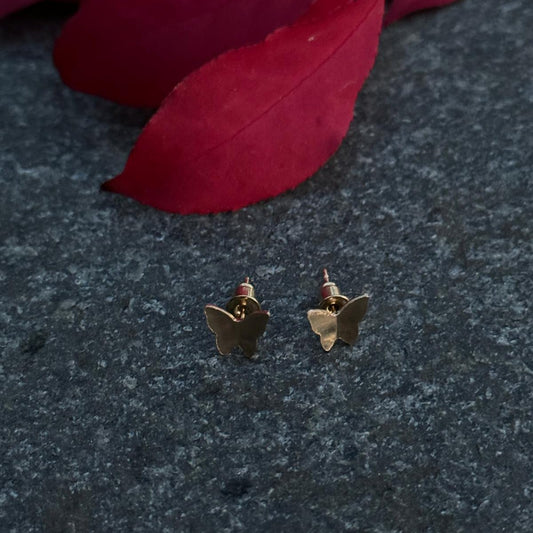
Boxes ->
[384,0,459,25]
[0,0,40,18]
[0,0,76,18]
[103,0,384,214]
[54,0,313,107]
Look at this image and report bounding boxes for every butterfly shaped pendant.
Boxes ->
[205,305,270,357]
[307,295,369,352]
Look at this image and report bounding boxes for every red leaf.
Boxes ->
[384,0,459,25]
[54,0,314,107]
[102,0,385,214]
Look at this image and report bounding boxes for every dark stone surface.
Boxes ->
[1,1,532,531]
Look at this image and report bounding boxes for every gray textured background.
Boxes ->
[1,1,532,531]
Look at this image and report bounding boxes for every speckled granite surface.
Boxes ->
[1,1,532,531]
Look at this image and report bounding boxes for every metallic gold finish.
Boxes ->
[226,277,261,317]
[205,278,269,357]
[307,269,369,351]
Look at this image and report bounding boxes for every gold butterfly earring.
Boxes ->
[204,277,270,357]
[307,269,369,352]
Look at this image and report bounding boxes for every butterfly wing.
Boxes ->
[204,305,238,355]
[337,295,369,346]
[238,311,270,357]
[307,309,338,351]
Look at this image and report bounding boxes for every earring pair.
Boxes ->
[204,270,369,357]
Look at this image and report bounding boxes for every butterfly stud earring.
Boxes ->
[205,277,270,357]
[307,269,369,352]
